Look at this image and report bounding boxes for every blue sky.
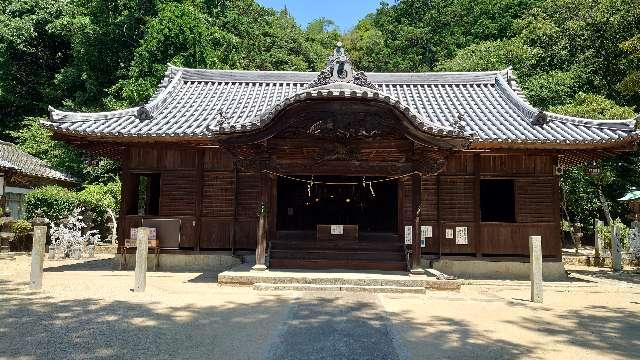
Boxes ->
[256,0,382,31]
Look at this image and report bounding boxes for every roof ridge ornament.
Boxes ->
[136,106,153,121]
[532,110,549,126]
[307,42,380,91]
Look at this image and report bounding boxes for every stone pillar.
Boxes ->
[410,173,424,275]
[253,202,267,271]
[611,224,622,272]
[134,227,149,292]
[594,219,604,266]
[630,221,640,260]
[529,235,543,303]
[29,224,48,290]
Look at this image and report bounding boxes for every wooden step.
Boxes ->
[270,249,404,262]
[269,258,406,271]
[270,241,403,252]
[277,231,400,243]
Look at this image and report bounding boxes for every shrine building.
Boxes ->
[44,44,639,277]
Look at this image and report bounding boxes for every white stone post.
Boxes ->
[529,235,543,303]
[134,227,149,292]
[29,225,47,290]
[594,219,604,265]
[611,224,622,272]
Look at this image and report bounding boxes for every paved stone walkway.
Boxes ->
[265,293,403,360]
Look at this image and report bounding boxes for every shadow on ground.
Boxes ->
[568,268,640,285]
[43,257,115,272]
[2,275,639,359]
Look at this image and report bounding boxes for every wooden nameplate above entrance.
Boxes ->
[317,225,358,242]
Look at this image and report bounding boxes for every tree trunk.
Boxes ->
[598,186,613,226]
[107,208,118,245]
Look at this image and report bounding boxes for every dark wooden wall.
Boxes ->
[402,153,562,258]
[121,146,262,251]
[119,146,562,258]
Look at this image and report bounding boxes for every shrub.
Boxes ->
[10,219,33,252]
[596,218,630,252]
[24,182,120,241]
[76,181,120,240]
[24,186,77,222]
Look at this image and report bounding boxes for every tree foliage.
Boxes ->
[2,0,640,236]
[0,0,338,184]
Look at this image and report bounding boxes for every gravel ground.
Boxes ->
[1,255,639,360]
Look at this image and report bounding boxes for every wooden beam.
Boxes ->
[194,149,203,251]
[411,173,424,274]
[474,154,482,258]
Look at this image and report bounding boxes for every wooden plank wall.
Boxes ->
[121,146,261,250]
[120,145,562,257]
[415,153,561,257]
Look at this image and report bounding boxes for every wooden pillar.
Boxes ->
[194,149,203,251]
[117,149,130,255]
[529,235,543,303]
[134,227,149,292]
[29,224,47,290]
[253,171,268,271]
[473,154,482,257]
[410,173,424,274]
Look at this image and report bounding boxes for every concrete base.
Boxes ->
[253,283,427,294]
[115,253,241,272]
[252,264,267,271]
[427,258,568,281]
[219,264,461,291]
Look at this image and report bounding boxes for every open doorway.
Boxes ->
[276,175,398,233]
[271,175,404,270]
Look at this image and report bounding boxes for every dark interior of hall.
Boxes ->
[276,176,398,233]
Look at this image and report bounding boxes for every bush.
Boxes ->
[24,182,120,241]
[76,181,120,240]
[596,218,630,252]
[24,186,77,222]
[10,219,33,252]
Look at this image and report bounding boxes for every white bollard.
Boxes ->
[29,225,47,290]
[611,224,622,272]
[529,235,543,303]
[594,219,604,264]
[134,227,149,292]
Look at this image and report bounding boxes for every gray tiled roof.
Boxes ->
[0,141,75,182]
[44,66,638,147]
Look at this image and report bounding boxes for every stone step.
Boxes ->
[218,272,461,290]
[253,283,426,294]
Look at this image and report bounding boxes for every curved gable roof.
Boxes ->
[44,64,638,149]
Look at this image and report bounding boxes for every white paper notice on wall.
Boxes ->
[331,225,344,235]
[420,226,432,247]
[445,228,454,239]
[421,226,432,239]
[455,226,468,245]
[404,226,413,244]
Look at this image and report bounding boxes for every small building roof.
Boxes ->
[619,189,640,202]
[44,45,638,149]
[0,141,75,183]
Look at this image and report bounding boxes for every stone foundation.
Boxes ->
[427,258,568,281]
[115,253,241,272]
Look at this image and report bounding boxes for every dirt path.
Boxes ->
[1,255,639,359]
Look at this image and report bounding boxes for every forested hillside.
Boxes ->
[1,0,639,234]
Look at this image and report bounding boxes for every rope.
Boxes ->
[261,169,419,185]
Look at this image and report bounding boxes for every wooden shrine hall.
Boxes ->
[44,43,639,274]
